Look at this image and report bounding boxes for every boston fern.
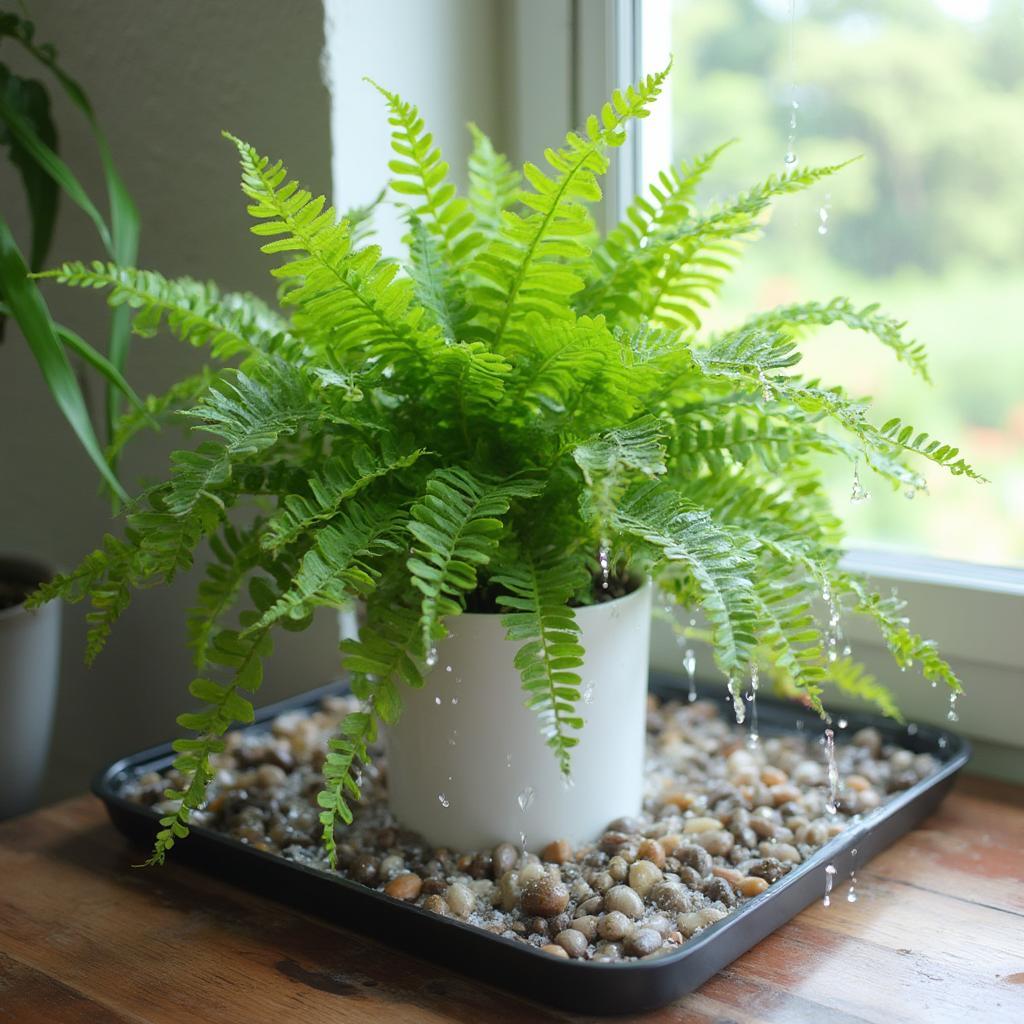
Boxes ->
[30,66,979,866]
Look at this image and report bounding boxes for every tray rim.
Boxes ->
[91,674,972,981]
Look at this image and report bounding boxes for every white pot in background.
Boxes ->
[0,556,61,819]
[386,581,652,852]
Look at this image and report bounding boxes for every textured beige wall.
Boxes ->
[0,0,339,802]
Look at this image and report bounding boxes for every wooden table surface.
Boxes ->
[1,775,1021,1024]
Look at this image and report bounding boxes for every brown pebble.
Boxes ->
[554,929,588,958]
[384,873,422,901]
[625,928,663,957]
[693,829,734,857]
[749,857,787,883]
[760,765,788,787]
[637,838,666,868]
[738,876,769,897]
[541,943,569,958]
[570,914,599,941]
[703,876,736,907]
[598,910,630,941]
[521,877,570,918]
[349,854,379,886]
[712,866,744,886]
[541,838,572,864]
[421,894,449,916]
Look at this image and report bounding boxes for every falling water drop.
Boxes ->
[505,753,513,769]
[850,461,871,503]
[451,696,459,705]
[582,681,595,705]
[444,664,453,673]
[783,0,799,169]
[448,729,457,747]
[726,676,746,725]
[837,717,848,730]
[598,541,611,592]
[517,786,536,813]
[823,728,839,815]
[906,723,919,737]
[683,648,697,703]
[747,664,760,748]
[847,847,859,903]
[425,646,438,668]
[434,696,442,705]
[818,193,831,236]
[438,793,450,808]
[947,693,960,723]
[903,486,916,500]
[823,863,837,907]
[758,370,775,402]
[519,830,528,851]
[938,735,949,750]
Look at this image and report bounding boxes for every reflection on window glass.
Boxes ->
[657,0,1024,567]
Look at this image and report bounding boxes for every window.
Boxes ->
[561,0,1023,776]
[636,0,1024,570]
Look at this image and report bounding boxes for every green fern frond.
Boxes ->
[614,481,758,673]
[37,262,290,359]
[492,551,590,774]
[147,611,273,865]
[227,133,444,379]
[260,444,425,554]
[187,522,264,667]
[253,499,406,629]
[107,367,219,460]
[876,418,986,481]
[406,214,472,341]
[167,361,315,517]
[738,298,931,382]
[407,468,542,651]
[579,141,734,316]
[838,575,962,693]
[317,709,376,867]
[469,66,670,345]
[371,81,482,266]
[467,122,522,237]
[823,657,902,721]
[573,415,668,486]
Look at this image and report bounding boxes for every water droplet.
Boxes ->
[823,863,836,907]
[448,729,457,747]
[817,194,831,236]
[517,786,535,812]
[747,665,760,747]
[947,692,960,723]
[425,646,438,668]
[683,648,697,703]
[847,847,859,903]
[784,150,798,168]
[906,723,919,736]
[841,643,852,657]
[598,541,612,592]
[444,664,453,673]
[438,793,450,808]
[582,681,595,705]
[837,717,848,730]
[434,696,442,705]
[726,676,746,725]
[850,461,871,503]
[505,752,513,769]
[823,728,839,815]
[689,617,697,628]
[451,697,459,705]
[519,830,528,851]
[758,370,775,402]
[938,735,949,750]
[903,487,916,500]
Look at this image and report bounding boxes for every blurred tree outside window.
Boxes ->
[655,0,1024,567]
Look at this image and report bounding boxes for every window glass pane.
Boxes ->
[652,0,1024,567]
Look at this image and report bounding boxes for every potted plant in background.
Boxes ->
[28,64,978,865]
[0,12,139,817]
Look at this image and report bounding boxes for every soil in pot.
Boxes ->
[124,693,941,963]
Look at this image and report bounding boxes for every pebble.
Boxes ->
[604,884,644,918]
[384,873,422,901]
[541,943,569,958]
[554,928,588,958]
[737,876,769,897]
[637,838,666,868]
[569,914,599,941]
[693,829,734,856]
[445,881,475,918]
[541,838,572,864]
[749,857,787,883]
[628,859,663,898]
[492,842,518,877]
[683,816,722,834]
[520,876,570,918]
[625,928,663,957]
[422,894,449,916]
[598,910,631,940]
[649,880,695,913]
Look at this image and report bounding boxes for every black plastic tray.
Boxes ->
[93,676,970,1015]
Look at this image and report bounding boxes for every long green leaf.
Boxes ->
[0,217,126,499]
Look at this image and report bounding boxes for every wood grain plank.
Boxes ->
[1,775,1021,1024]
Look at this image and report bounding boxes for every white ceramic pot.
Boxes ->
[0,556,61,819]
[386,581,652,851]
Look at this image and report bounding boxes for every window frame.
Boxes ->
[556,0,1024,775]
